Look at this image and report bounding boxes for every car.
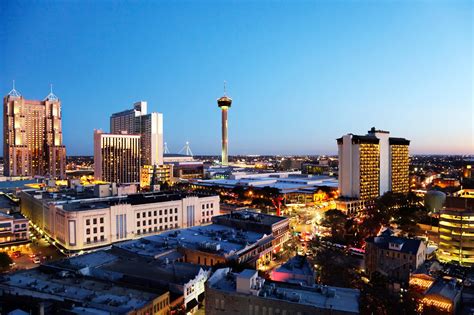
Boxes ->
[29,253,36,258]
[33,257,41,264]
[11,251,21,258]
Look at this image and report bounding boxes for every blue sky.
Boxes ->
[1,0,472,156]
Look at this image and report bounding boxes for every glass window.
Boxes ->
[93,218,97,224]
[175,216,178,221]
[86,228,90,235]
[100,218,104,224]
[159,210,162,216]
[137,221,141,227]
[100,226,104,233]
[175,208,178,213]
[137,213,140,219]
[154,211,157,216]
[93,227,97,233]
[86,219,90,225]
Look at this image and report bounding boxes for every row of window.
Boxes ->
[154,298,169,313]
[137,208,178,219]
[86,226,104,235]
[85,217,104,225]
[137,216,178,227]
[137,223,179,235]
[201,203,214,210]
[86,235,105,244]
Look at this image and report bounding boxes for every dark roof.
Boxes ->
[164,153,191,158]
[351,135,379,145]
[366,235,423,255]
[389,137,410,145]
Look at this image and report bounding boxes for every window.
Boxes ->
[211,203,213,208]
[211,211,213,215]
[165,218,167,223]
[149,219,152,225]
[93,236,98,242]
[93,218,97,224]
[175,208,178,213]
[100,226,104,233]
[93,227,97,233]
[143,220,146,226]
[206,211,209,216]
[159,210,162,215]
[175,215,178,221]
[148,211,151,217]
[143,229,146,234]
[149,227,152,232]
[137,221,141,227]
[159,218,163,223]
[154,219,157,224]
[100,218,104,224]
[165,225,168,230]
[86,219,90,225]
[165,209,167,215]
[170,216,173,222]
[154,210,157,216]
[206,204,209,209]
[137,213,140,219]
[86,228,90,235]
[202,205,205,210]
[100,235,105,241]
[86,237,91,243]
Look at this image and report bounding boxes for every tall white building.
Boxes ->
[337,127,410,201]
[110,101,164,166]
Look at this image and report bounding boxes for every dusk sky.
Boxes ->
[1,0,472,156]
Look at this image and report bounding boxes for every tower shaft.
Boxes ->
[221,108,229,165]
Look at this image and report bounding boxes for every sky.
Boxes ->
[1,0,472,156]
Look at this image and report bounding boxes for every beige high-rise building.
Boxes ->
[337,127,410,201]
[94,130,141,184]
[110,101,163,166]
[3,85,66,179]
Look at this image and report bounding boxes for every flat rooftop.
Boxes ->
[209,269,359,313]
[0,268,164,314]
[214,210,288,227]
[23,189,217,212]
[115,223,270,258]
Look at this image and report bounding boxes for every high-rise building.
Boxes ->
[337,127,410,201]
[217,86,232,166]
[110,101,163,166]
[94,130,141,184]
[3,84,66,179]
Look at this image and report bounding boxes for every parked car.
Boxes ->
[33,257,41,264]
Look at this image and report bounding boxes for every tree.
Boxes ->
[0,252,12,272]
[321,209,348,241]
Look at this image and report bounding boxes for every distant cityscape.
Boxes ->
[1,1,472,315]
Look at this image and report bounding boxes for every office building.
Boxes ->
[110,101,164,166]
[3,85,66,179]
[206,268,360,315]
[19,187,220,253]
[217,88,232,166]
[337,128,410,209]
[140,164,173,189]
[270,255,316,286]
[438,196,474,266]
[93,130,141,184]
[365,230,426,284]
[163,154,205,180]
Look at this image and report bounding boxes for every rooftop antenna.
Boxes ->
[178,141,193,156]
[44,83,59,101]
[7,80,21,97]
[223,80,227,96]
[164,142,170,154]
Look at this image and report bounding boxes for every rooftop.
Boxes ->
[366,234,423,255]
[0,268,164,314]
[115,223,270,258]
[208,268,359,313]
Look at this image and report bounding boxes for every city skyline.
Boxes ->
[1,1,472,156]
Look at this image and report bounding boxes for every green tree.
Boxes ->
[321,209,348,241]
[0,252,12,272]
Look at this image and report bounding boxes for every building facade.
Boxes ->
[438,196,474,266]
[337,128,410,209]
[206,268,360,315]
[20,188,220,252]
[365,231,426,284]
[94,130,141,184]
[3,87,66,178]
[110,101,164,166]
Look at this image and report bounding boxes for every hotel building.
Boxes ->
[438,196,474,266]
[93,130,141,184]
[337,127,409,213]
[110,101,164,166]
[3,86,66,179]
[19,187,220,253]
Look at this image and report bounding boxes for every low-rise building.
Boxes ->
[0,267,171,315]
[365,230,426,284]
[206,268,360,314]
[19,188,219,253]
[270,255,316,286]
[211,210,290,252]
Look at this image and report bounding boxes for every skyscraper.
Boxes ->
[93,130,141,184]
[3,84,66,179]
[217,86,232,166]
[337,127,410,201]
[110,101,163,166]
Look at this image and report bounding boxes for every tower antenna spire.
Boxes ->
[13,80,15,90]
[223,80,227,96]
[50,83,53,94]
[8,79,21,97]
